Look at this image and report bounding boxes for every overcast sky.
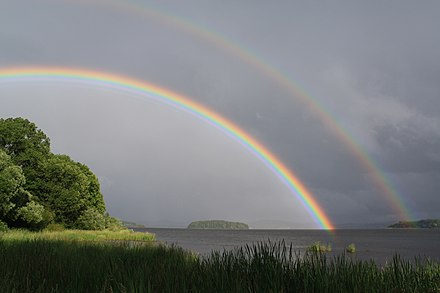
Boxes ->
[1,0,439,228]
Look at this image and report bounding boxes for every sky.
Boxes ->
[1,0,439,228]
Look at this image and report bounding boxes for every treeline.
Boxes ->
[0,117,120,231]
[389,219,440,229]
[188,220,249,230]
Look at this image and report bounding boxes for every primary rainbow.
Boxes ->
[0,66,334,230]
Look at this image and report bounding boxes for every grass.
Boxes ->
[0,228,155,242]
[0,235,439,292]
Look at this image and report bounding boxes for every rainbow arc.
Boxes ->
[0,66,334,230]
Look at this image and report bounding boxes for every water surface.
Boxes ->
[135,228,440,264]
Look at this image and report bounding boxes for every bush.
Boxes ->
[74,209,105,230]
[17,201,44,225]
[346,243,356,253]
[104,214,124,231]
[0,220,8,232]
[308,241,332,252]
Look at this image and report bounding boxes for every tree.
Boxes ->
[0,150,25,217]
[0,118,51,199]
[41,154,106,227]
[75,208,106,230]
[0,150,44,229]
[16,201,45,227]
[0,117,109,230]
[0,117,51,162]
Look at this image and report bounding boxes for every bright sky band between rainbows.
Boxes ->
[0,67,335,230]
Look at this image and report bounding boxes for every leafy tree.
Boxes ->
[0,117,109,230]
[0,118,51,199]
[0,150,25,217]
[0,150,44,229]
[16,201,45,227]
[41,154,105,227]
[0,220,8,231]
[0,117,50,162]
[104,213,123,231]
[75,208,106,230]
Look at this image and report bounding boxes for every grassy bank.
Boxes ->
[0,237,439,292]
[0,229,155,242]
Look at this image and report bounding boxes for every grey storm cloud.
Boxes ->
[0,0,439,228]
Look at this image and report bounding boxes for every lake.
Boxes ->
[134,228,440,264]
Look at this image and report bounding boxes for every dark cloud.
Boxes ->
[0,0,439,227]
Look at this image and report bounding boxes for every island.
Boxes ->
[388,219,440,229]
[188,220,249,230]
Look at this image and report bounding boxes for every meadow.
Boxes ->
[0,232,439,292]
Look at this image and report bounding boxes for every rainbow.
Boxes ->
[0,66,334,230]
[76,0,411,221]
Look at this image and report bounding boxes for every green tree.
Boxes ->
[75,208,106,230]
[0,117,108,230]
[0,150,44,229]
[16,201,45,227]
[42,154,105,227]
[0,150,25,217]
[0,118,51,199]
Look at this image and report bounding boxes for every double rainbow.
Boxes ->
[75,0,411,221]
[0,66,334,230]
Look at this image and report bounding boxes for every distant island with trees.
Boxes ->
[188,220,249,230]
[388,219,439,229]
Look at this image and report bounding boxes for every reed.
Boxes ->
[0,237,438,292]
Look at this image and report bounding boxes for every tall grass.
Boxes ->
[0,228,155,242]
[0,238,438,292]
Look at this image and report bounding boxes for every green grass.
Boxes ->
[0,228,155,242]
[0,237,438,292]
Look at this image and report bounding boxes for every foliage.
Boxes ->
[0,239,438,292]
[0,117,51,161]
[0,150,44,229]
[104,213,124,231]
[0,150,26,217]
[0,220,8,232]
[0,117,51,198]
[41,154,106,227]
[188,220,249,229]
[16,201,45,226]
[0,117,109,230]
[308,241,332,252]
[346,243,356,253]
[75,208,106,230]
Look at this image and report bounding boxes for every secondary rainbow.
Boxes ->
[0,66,334,230]
[77,0,412,221]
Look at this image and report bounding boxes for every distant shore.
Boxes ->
[388,219,440,229]
[188,220,249,230]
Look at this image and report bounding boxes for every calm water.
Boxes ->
[135,228,440,264]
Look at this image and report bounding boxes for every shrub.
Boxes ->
[17,201,44,225]
[74,209,106,230]
[104,214,124,231]
[0,220,8,232]
[346,243,356,253]
[308,241,332,252]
